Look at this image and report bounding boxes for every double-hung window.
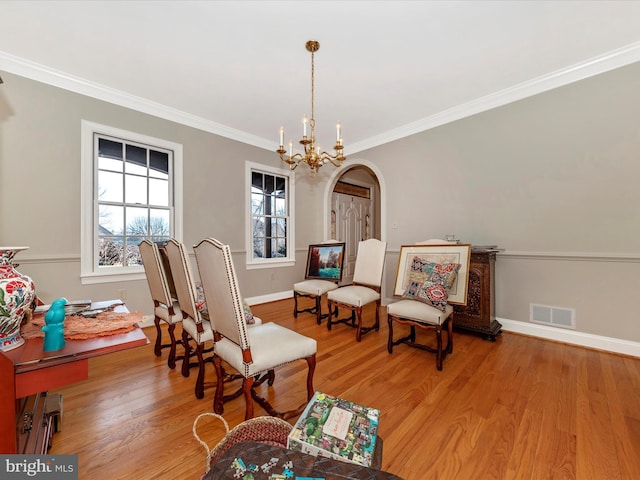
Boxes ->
[246,161,295,268]
[81,121,183,283]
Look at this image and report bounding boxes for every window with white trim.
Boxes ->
[246,161,295,268]
[81,121,183,283]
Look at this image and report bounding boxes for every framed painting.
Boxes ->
[393,243,472,305]
[304,243,346,282]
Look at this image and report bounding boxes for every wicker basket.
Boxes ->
[192,413,293,474]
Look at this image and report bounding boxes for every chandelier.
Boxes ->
[277,40,345,174]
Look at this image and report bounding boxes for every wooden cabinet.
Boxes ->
[453,248,502,341]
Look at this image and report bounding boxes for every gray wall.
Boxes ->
[0,72,326,315]
[359,61,640,342]
[1,60,639,344]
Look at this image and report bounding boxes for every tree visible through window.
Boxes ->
[96,136,172,267]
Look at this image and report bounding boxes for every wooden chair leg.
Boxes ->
[181,329,191,378]
[315,295,322,324]
[243,376,255,420]
[167,323,177,369]
[327,300,334,330]
[435,325,443,371]
[355,307,364,342]
[153,317,162,356]
[213,355,225,414]
[387,316,394,353]
[195,344,205,399]
[447,316,454,354]
[306,355,316,401]
[293,291,299,318]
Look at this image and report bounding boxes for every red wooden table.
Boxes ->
[0,301,148,453]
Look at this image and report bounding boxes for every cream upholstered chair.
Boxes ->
[138,240,183,369]
[164,239,214,399]
[293,241,345,324]
[387,240,471,370]
[194,237,317,420]
[326,238,387,342]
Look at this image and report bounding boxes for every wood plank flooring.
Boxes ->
[48,298,640,479]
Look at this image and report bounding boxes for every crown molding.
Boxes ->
[347,41,640,155]
[3,41,640,155]
[0,50,273,151]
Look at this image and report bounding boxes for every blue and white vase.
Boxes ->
[0,247,36,351]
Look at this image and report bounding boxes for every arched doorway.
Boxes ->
[323,160,386,285]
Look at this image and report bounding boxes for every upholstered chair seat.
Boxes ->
[293,279,338,297]
[214,322,317,378]
[387,300,454,326]
[327,285,380,308]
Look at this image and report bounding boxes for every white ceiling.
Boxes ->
[1,1,640,155]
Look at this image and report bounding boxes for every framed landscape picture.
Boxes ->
[304,243,346,282]
[393,243,471,305]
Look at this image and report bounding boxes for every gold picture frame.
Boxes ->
[393,244,472,305]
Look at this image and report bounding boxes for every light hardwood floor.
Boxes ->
[49,298,640,479]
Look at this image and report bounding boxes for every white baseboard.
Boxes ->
[244,290,294,306]
[498,317,640,358]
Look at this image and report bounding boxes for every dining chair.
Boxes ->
[326,238,387,342]
[387,240,471,370]
[138,239,183,369]
[194,237,317,420]
[293,241,345,324]
[163,238,214,399]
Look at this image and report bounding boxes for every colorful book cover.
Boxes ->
[287,392,380,467]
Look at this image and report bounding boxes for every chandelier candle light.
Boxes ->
[277,40,345,174]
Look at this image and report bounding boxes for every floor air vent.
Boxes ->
[530,304,576,330]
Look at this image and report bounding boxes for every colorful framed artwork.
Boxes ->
[393,243,472,305]
[304,243,346,282]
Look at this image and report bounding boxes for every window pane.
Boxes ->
[272,217,286,236]
[149,209,170,237]
[149,150,169,179]
[99,205,123,235]
[125,237,144,266]
[99,237,124,266]
[251,192,264,215]
[149,178,169,206]
[98,171,123,202]
[125,173,147,204]
[126,206,148,235]
[272,238,286,257]
[265,175,274,194]
[252,172,263,189]
[99,156,123,172]
[125,144,147,174]
[274,197,286,216]
[98,138,123,161]
[275,176,285,192]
